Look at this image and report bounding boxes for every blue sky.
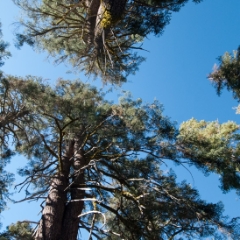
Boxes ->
[1,0,240,234]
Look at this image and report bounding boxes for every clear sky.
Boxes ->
[1,0,240,234]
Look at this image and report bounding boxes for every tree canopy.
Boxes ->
[0,25,15,224]
[209,47,240,103]
[178,118,240,193]
[1,1,240,240]
[0,222,34,240]
[0,75,239,239]
[0,23,11,68]
[13,0,201,84]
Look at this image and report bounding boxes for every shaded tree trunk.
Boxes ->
[34,174,68,240]
[35,141,74,240]
[84,0,100,44]
[93,0,127,55]
[94,2,107,53]
[60,140,86,240]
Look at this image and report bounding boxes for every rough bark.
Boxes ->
[34,174,68,240]
[82,0,128,58]
[84,0,100,44]
[94,2,106,53]
[34,141,74,240]
[93,0,127,55]
[60,140,86,240]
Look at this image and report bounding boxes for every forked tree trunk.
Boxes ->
[60,142,86,240]
[34,141,74,240]
[35,136,87,240]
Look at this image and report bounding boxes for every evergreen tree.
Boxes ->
[209,47,240,102]
[13,0,201,84]
[0,22,11,68]
[0,23,15,226]
[178,118,240,193]
[0,222,34,240]
[1,76,239,239]
[2,2,240,240]
[174,48,240,194]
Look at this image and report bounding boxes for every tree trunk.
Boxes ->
[34,174,68,240]
[94,0,127,55]
[60,141,86,240]
[34,141,74,240]
[84,0,100,44]
[60,171,85,240]
[84,0,127,57]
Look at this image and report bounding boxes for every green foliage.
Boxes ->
[0,24,15,225]
[13,0,202,84]
[209,47,240,101]
[1,76,239,239]
[0,222,34,240]
[1,1,240,239]
[0,23,11,67]
[102,168,238,240]
[178,118,240,192]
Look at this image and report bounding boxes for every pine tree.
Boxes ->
[0,23,15,226]
[174,47,240,194]
[0,222,34,240]
[0,22,11,68]
[13,0,202,84]
[1,76,239,239]
[209,47,240,101]
[2,2,240,239]
[178,118,240,193]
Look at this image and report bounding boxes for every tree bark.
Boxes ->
[34,174,68,240]
[60,140,86,240]
[34,141,74,240]
[94,0,127,55]
[84,0,100,44]
[84,0,127,57]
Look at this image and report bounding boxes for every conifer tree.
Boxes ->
[13,0,201,84]
[2,2,240,240]
[0,23,11,68]
[178,118,240,193]
[0,23,15,224]
[1,76,239,239]
[209,47,240,101]
[174,48,240,195]
[0,222,34,240]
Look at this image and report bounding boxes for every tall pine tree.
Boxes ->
[175,47,240,194]
[0,23,15,226]
[2,2,240,239]
[13,0,201,84]
[1,76,239,239]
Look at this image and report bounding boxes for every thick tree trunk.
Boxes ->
[35,135,87,240]
[84,0,100,44]
[84,0,127,57]
[94,1,106,51]
[60,141,86,240]
[94,0,127,55]
[60,172,85,240]
[34,174,68,240]
[34,141,74,240]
